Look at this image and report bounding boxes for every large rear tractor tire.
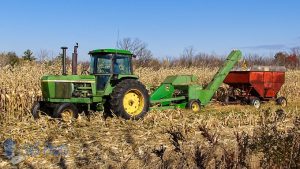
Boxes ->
[187,99,201,113]
[53,103,79,122]
[110,79,150,120]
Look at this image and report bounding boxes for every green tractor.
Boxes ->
[32,44,150,121]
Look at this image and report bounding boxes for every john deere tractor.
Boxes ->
[32,44,149,121]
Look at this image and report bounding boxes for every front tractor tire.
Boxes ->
[31,101,42,119]
[110,79,150,120]
[31,101,51,119]
[53,103,79,122]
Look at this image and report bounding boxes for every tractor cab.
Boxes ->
[88,49,134,90]
[89,49,133,75]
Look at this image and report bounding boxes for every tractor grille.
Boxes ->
[55,82,72,98]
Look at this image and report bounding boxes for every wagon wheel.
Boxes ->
[250,97,261,109]
[276,97,287,107]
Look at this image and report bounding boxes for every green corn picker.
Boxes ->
[32,44,242,121]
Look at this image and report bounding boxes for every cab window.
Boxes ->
[113,55,131,74]
[95,55,112,74]
[91,54,132,74]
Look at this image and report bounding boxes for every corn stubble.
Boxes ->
[0,63,300,168]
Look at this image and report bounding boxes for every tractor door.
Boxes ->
[93,55,112,91]
[92,54,133,91]
[112,55,132,75]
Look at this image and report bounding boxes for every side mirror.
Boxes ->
[132,54,137,58]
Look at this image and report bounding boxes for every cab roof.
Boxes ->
[88,49,132,55]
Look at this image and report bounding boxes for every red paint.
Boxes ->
[224,71,285,99]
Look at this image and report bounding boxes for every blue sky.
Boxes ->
[0,0,299,61]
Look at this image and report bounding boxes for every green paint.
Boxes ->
[40,49,137,106]
[150,50,242,110]
[44,98,94,103]
[150,106,176,110]
[150,84,175,106]
[41,75,96,102]
[175,102,188,109]
[150,96,186,104]
[199,50,242,105]
[162,75,198,85]
[88,49,132,55]
[188,85,202,100]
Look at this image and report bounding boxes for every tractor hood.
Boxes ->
[41,75,96,100]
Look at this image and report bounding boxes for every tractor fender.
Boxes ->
[117,74,139,80]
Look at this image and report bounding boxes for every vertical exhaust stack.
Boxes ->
[61,47,68,75]
[72,43,79,75]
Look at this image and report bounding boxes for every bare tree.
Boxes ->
[117,37,153,59]
[175,46,196,67]
[37,49,49,62]
[181,46,195,58]
[291,47,300,56]
[291,47,300,66]
[117,37,155,67]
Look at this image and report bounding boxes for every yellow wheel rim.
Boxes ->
[61,109,73,122]
[191,102,200,112]
[123,89,145,116]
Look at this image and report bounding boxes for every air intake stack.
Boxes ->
[61,47,68,75]
[72,43,78,75]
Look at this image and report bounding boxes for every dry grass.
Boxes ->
[0,63,300,168]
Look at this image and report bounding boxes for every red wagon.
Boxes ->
[222,66,287,108]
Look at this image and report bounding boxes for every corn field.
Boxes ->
[0,62,300,168]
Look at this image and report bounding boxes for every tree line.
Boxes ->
[0,49,36,66]
[1,38,299,69]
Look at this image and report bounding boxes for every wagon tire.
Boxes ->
[250,98,261,109]
[53,103,79,122]
[276,97,287,107]
[187,99,201,113]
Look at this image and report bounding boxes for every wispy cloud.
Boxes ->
[241,44,287,50]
